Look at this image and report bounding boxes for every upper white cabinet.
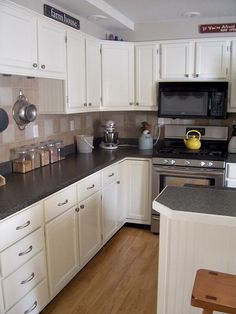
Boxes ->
[101,41,134,110]
[66,30,86,113]
[160,41,193,80]
[159,39,230,81]
[0,3,37,76]
[229,41,236,112]
[0,2,66,79]
[195,40,230,79]
[135,43,159,110]
[37,18,66,78]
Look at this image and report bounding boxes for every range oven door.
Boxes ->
[151,165,225,233]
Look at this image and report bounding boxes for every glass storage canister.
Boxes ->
[46,141,58,163]
[37,144,50,167]
[54,140,65,161]
[27,147,41,170]
[12,148,32,173]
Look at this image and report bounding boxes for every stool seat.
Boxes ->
[191,269,236,314]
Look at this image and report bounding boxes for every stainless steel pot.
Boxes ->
[13,90,37,130]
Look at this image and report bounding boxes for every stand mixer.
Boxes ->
[100,120,119,150]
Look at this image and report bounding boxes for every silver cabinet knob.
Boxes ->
[75,207,80,212]
[33,63,37,68]
[129,102,133,106]
[80,204,85,209]
[88,103,92,106]
[184,74,189,77]
[195,74,199,77]
[41,64,46,69]
[117,181,120,184]
[135,102,139,106]
[84,103,87,107]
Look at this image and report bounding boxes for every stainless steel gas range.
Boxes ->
[151,125,228,234]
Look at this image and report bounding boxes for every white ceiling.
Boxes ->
[50,0,236,30]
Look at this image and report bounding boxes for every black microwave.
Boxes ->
[158,82,228,119]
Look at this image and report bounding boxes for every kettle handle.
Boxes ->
[185,130,201,139]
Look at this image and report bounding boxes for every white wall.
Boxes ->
[9,0,108,39]
[119,16,236,41]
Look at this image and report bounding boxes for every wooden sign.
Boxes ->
[199,23,236,33]
[44,4,80,30]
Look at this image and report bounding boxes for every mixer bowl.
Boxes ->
[104,131,119,144]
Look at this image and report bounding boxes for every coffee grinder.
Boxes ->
[100,120,119,150]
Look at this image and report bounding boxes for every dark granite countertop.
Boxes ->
[155,185,236,217]
[0,147,153,221]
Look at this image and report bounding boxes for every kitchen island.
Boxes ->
[153,186,236,314]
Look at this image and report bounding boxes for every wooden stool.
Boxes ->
[191,269,236,314]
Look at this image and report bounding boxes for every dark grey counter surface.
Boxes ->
[156,185,236,217]
[0,147,153,221]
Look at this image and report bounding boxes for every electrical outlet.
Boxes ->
[70,119,75,131]
[32,125,38,138]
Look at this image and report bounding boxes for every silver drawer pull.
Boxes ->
[16,220,30,230]
[24,300,37,314]
[18,245,33,257]
[57,199,68,206]
[108,173,114,177]
[87,184,95,190]
[21,272,35,285]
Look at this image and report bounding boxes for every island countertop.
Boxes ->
[153,185,236,225]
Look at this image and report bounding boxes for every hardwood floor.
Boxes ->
[41,226,159,314]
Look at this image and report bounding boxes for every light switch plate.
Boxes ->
[32,124,39,138]
[70,120,75,131]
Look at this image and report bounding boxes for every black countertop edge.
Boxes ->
[0,147,153,221]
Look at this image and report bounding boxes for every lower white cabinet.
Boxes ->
[6,279,48,314]
[225,162,236,187]
[78,191,102,267]
[125,159,151,224]
[45,206,79,297]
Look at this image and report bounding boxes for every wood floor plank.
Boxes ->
[41,226,159,314]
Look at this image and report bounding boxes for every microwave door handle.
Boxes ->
[208,94,212,111]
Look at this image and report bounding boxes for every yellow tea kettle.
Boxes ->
[184,130,201,150]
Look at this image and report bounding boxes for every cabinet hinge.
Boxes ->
[100,47,102,54]
[65,35,67,43]
[156,49,158,55]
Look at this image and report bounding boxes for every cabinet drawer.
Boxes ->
[44,184,77,222]
[3,252,46,310]
[0,203,43,251]
[77,172,101,202]
[1,228,44,277]
[6,279,48,314]
[102,164,118,186]
[225,179,236,188]
[226,163,236,179]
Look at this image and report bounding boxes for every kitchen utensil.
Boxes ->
[184,129,201,150]
[0,108,9,132]
[13,90,37,130]
[100,120,119,150]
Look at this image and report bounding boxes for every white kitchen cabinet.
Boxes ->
[85,37,101,110]
[78,192,102,267]
[101,41,134,110]
[225,162,236,187]
[195,40,230,79]
[135,43,158,110]
[126,159,151,224]
[45,206,79,298]
[159,39,230,81]
[0,2,38,76]
[117,161,128,228]
[229,41,236,112]
[160,41,193,80]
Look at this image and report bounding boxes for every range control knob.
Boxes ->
[185,160,190,166]
[163,159,169,164]
[208,161,214,167]
[170,159,176,165]
[200,161,206,167]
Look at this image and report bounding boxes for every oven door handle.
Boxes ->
[153,167,224,176]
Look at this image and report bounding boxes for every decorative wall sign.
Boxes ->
[199,23,236,33]
[44,4,80,30]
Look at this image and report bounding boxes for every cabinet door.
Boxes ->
[229,41,236,112]
[45,206,79,297]
[78,192,102,267]
[126,159,151,223]
[86,38,101,110]
[135,44,158,110]
[101,42,134,110]
[102,181,119,244]
[66,31,86,112]
[160,41,192,79]
[37,18,66,78]
[117,161,128,228]
[195,40,230,79]
[0,4,37,75]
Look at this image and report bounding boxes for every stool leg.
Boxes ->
[202,310,213,314]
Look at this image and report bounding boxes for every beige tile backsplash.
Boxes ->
[0,74,235,164]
